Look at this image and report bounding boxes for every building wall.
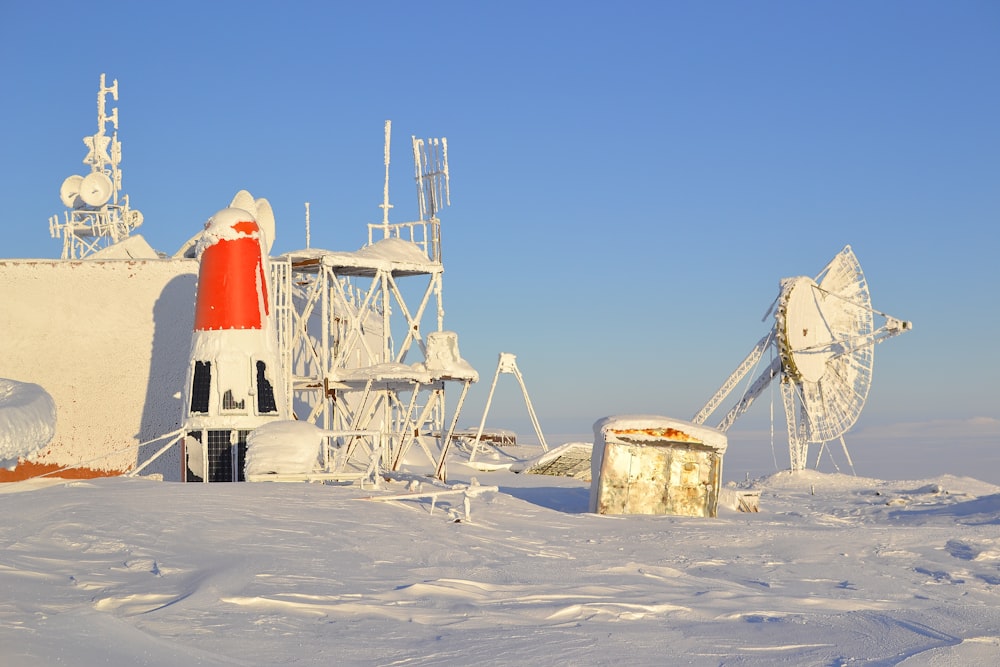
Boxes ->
[0,259,197,481]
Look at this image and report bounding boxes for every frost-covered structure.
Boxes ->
[180,207,290,482]
[0,257,196,480]
[590,415,727,517]
[3,83,477,483]
[49,74,144,259]
[691,246,912,471]
[244,420,323,477]
[274,122,477,481]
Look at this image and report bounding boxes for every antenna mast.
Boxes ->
[49,73,143,258]
[304,202,311,249]
[377,120,393,234]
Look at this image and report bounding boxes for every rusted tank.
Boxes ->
[590,415,728,518]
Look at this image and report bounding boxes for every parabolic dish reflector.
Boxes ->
[227,190,275,253]
[254,197,276,254]
[79,172,114,206]
[60,175,84,208]
[229,190,255,213]
[779,276,835,383]
[778,247,874,442]
[692,243,910,472]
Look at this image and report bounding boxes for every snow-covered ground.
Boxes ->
[2,452,999,665]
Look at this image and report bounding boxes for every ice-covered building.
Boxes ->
[590,415,728,518]
[179,207,290,482]
[1,78,476,483]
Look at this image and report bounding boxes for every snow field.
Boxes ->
[1,467,999,665]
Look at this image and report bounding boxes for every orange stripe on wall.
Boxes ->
[0,461,127,482]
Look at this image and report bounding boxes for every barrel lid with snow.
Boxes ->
[593,415,727,453]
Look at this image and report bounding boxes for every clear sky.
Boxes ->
[2,2,997,465]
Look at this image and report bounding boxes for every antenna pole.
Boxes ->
[304,202,311,249]
[378,120,393,234]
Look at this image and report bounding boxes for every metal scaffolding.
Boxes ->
[275,125,476,481]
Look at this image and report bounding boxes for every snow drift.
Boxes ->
[1,467,999,665]
[0,378,56,468]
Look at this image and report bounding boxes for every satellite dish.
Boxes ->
[776,259,872,444]
[227,190,275,253]
[254,197,276,253]
[229,189,255,212]
[60,175,84,208]
[125,208,144,228]
[79,172,114,206]
[691,246,912,471]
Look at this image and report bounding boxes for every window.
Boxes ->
[256,361,278,413]
[190,361,211,413]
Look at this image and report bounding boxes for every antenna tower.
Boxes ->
[279,123,474,481]
[49,73,144,258]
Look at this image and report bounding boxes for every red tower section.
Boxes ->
[194,215,270,331]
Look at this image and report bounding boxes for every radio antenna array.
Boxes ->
[412,136,449,221]
[49,73,143,258]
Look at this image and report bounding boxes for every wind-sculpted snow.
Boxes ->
[1,467,999,665]
[0,378,56,468]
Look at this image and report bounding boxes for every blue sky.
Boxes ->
[2,2,997,464]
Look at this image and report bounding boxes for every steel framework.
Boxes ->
[275,126,476,481]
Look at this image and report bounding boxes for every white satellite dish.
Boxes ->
[691,245,912,471]
[254,197,276,253]
[229,189,255,212]
[79,172,114,207]
[125,208,144,228]
[227,190,276,253]
[59,175,84,208]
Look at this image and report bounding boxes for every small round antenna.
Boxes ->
[79,172,113,207]
[229,190,255,212]
[225,190,275,253]
[60,175,84,208]
[254,197,276,254]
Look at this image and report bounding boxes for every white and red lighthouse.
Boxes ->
[181,207,289,482]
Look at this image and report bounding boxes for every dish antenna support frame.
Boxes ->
[691,246,912,472]
[468,353,549,462]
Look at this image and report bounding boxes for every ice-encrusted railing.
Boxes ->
[367,217,441,263]
[364,125,447,264]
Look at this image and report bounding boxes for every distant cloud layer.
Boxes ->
[854,417,1000,441]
